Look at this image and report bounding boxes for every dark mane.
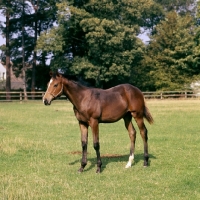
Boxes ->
[51,71,92,87]
[63,74,93,88]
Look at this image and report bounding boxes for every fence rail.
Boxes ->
[0,91,200,102]
[143,91,199,99]
[0,91,45,101]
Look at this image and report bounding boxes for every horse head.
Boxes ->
[43,72,63,105]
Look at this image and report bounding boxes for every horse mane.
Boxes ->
[62,73,92,88]
[50,71,93,88]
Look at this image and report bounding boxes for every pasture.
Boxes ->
[0,100,200,199]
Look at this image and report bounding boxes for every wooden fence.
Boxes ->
[143,91,198,99]
[0,91,45,101]
[0,91,199,102]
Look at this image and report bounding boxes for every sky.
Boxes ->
[0,36,5,46]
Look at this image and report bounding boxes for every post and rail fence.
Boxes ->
[0,91,200,102]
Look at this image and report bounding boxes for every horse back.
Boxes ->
[92,84,144,122]
[73,83,145,123]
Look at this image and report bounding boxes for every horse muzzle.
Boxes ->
[43,98,51,105]
[43,94,54,105]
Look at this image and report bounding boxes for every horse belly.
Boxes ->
[100,100,127,123]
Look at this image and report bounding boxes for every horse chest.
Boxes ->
[73,107,92,122]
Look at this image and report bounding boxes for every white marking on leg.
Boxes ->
[125,154,134,168]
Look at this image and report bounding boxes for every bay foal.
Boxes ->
[43,72,153,173]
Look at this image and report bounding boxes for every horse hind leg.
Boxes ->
[90,119,102,173]
[134,115,149,167]
[123,113,136,168]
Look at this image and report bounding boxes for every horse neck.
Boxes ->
[62,78,87,107]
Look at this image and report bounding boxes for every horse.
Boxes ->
[43,72,154,173]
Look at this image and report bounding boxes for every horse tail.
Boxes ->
[144,105,154,124]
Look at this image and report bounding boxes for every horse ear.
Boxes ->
[56,71,62,77]
[49,70,62,78]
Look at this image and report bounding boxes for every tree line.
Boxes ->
[0,0,200,99]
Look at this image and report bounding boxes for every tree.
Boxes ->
[154,0,197,15]
[27,0,58,93]
[22,0,28,99]
[1,0,58,94]
[0,0,12,99]
[37,0,164,88]
[192,0,200,80]
[146,11,198,90]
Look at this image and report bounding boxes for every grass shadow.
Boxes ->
[68,152,156,173]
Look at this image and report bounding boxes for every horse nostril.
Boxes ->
[43,99,48,105]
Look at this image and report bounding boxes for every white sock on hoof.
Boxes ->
[125,154,134,168]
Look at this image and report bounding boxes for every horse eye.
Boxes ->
[54,84,58,87]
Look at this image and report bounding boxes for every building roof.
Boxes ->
[0,62,24,90]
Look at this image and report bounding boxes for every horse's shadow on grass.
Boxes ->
[68,152,156,173]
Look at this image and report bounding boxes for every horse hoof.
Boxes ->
[143,163,148,167]
[96,169,101,173]
[125,163,132,168]
[78,168,84,173]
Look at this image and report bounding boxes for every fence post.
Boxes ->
[185,91,187,99]
[20,92,22,101]
[160,92,163,99]
[31,91,35,100]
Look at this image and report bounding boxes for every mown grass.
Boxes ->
[0,99,200,199]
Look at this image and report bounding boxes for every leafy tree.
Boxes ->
[192,0,200,80]
[154,0,197,15]
[37,0,164,88]
[0,0,58,92]
[27,0,58,92]
[0,0,12,98]
[146,11,198,90]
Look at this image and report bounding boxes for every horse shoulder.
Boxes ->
[73,89,102,122]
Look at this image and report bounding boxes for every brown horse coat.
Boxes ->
[43,73,153,173]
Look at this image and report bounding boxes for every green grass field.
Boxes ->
[0,100,200,199]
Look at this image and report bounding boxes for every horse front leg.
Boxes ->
[78,122,88,173]
[90,119,102,173]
